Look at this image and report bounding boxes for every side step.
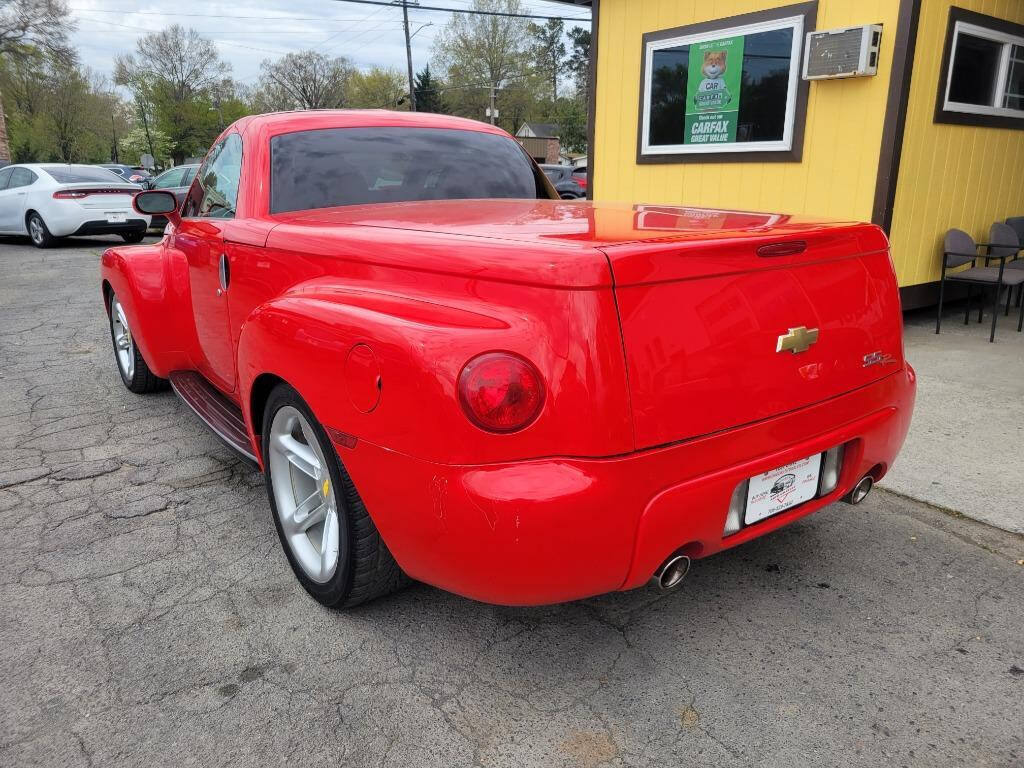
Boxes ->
[168,371,258,465]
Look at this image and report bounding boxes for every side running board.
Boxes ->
[168,371,258,465]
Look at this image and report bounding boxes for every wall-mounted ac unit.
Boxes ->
[803,24,883,80]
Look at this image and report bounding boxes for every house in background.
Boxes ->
[556,0,1024,307]
[516,122,562,164]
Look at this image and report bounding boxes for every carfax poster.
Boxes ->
[684,35,745,145]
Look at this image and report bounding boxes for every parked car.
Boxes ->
[100,164,151,185]
[572,167,587,193]
[102,110,915,609]
[0,164,150,247]
[145,164,199,228]
[540,164,585,198]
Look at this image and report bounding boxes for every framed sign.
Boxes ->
[638,2,817,163]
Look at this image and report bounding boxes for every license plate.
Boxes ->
[106,212,127,223]
[744,453,822,525]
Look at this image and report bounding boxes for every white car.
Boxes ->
[0,164,151,248]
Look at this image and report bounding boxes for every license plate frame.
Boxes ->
[744,453,823,525]
[105,212,127,223]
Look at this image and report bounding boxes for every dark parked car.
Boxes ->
[101,164,151,185]
[540,164,585,199]
[145,164,199,228]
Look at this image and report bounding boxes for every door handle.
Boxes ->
[218,252,230,294]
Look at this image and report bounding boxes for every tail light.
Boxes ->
[458,352,544,433]
[53,188,130,199]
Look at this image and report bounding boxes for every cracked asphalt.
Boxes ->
[1,235,1022,768]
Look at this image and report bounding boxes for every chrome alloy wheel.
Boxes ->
[28,215,44,245]
[110,296,135,380]
[268,406,340,584]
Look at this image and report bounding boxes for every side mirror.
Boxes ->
[134,189,181,227]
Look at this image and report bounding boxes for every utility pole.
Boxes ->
[396,0,417,112]
[488,86,497,125]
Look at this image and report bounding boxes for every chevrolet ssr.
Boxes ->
[101,110,915,607]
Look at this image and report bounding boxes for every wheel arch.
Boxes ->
[249,371,289,460]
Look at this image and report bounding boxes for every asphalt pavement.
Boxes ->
[1,235,1022,768]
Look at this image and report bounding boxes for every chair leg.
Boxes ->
[1006,284,1012,316]
[1019,290,1024,332]
[936,275,946,334]
[964,284,971,325]
[989,284,1000,342]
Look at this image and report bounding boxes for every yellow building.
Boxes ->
[557,0,1024,306]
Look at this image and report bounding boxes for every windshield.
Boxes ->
[42,166,125,184]
[270,127,556,214]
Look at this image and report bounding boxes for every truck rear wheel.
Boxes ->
[262,383,408,608]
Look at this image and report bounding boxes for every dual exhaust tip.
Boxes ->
[650,554,691,593]
[843,475,874,505]
[649,475,875,593]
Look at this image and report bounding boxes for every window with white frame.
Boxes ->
[638,5,812,160]
[938,9,1024,126]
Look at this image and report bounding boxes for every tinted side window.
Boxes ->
[154,167,186,189]
[270,127,555,214]
[0,168,14,190]
[10,168,37,188]
[183,135,243,218]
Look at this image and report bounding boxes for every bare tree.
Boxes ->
[252,50,354,112]
[0,0,76,162]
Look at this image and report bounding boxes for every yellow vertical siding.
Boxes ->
[593,0,902,222]
[888,0,1024,286]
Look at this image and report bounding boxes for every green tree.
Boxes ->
[566,26,591,99]
[432,0,530,126]
[527,19,565,101]
[413,65,448,114]
[119,125,173,168]
[347,67,408,109]
[0,0,76,162]
[114,25,232,163]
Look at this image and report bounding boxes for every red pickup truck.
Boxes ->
[102,111,915,608]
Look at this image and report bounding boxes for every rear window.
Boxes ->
[42,166,124,184]
[270,127,555,214]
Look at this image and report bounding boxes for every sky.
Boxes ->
[67,0,592,88]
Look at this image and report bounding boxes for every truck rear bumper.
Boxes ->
[338,365,916,606]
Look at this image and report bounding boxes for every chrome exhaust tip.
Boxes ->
[843,475,874,505]
[650,554,691,593]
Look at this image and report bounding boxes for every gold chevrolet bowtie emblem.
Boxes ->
[776,326,819,354]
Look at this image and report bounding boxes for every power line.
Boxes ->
[325,0,590,22]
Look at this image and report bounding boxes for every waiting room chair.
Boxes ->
[937,228,1024,342]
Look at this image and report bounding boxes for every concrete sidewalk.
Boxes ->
[880,303,1024,534]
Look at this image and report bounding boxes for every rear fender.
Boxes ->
[100,241,195,377]
[236,280,634,468]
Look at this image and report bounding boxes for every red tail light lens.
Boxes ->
[53,188,129,199]
[458,352,544,433]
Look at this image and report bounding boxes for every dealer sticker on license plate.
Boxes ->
[744,453,822,525]
[106,212,127,223]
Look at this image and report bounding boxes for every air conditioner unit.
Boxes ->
[803,24,883,80]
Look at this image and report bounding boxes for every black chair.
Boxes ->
[937,228,1024,342]
[1004,216,1024,305]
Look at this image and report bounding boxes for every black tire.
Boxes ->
[121,231,146,243]
[27,211,57,248]
[107,291,168,394]
[560,193,580,200]
[263,383,408,608]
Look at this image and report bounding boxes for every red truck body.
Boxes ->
[101,111,915,605]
